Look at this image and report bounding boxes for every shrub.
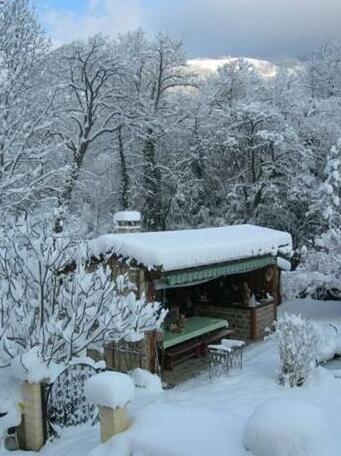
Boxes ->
[274,313,320,387]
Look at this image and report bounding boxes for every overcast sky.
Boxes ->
[36,0,341,60]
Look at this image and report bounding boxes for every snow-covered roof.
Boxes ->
[113,211,141,223]
[87,224,292,272]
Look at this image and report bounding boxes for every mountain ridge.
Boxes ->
[187,57,278,79]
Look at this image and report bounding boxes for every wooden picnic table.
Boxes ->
[161,316,231,370]
[163,316,228,349]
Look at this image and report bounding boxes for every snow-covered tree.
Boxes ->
[211,58,264,108]
[115,31,198,231]
[316,139,341,228]
[0,0,61,219]
[46,35,125,232]
[0,221,165,370]
[283,228,341,299]
[284,139,341,299]
[307,41,341,99]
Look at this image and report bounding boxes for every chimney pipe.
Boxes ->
[113,211,141,234]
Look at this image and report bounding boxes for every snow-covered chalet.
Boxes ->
[87,216,292,376]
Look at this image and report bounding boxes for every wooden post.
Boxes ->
[142,278,158,373]
[17,382,45,451]
[99,405,131,443]
[146,278,155,303]
[104,343,114,369]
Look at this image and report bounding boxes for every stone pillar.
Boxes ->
[99,405,130,443]
[17,381,44,451]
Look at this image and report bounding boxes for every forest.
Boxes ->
[1,0,341,261]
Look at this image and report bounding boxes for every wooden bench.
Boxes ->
[163,339,203,371]
[162,328,235,370]
[200,328,235,356]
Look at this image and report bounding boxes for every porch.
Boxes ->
[156,263,278,378]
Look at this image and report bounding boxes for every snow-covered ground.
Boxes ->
[11,299,341,456]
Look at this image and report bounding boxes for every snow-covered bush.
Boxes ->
[243,397,333,456]
[130,368,163,393]
[273,313,320,387]
[0,222,166,375]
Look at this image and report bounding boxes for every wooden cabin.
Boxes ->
[88,224,292,376]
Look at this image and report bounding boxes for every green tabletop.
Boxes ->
[163,316,228,349]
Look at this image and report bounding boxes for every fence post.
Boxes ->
[17,381,45,451]
[99,405,131,443]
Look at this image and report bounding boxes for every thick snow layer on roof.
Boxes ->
[277,256,291,271]
[113,211,141,222]
[87,224,292,271]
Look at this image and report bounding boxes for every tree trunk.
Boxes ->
[117,126,130,210]
[54,141,88,232]
[142,131,162,231]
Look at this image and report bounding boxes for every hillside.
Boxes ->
[187,56,278,78]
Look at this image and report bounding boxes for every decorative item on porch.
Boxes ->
[85,371,134,443]
[242,282,252,306]
[170,313,187,333]
[265,265,275,282]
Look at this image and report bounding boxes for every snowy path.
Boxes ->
[12,299,341,456]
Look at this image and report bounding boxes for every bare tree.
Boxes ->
[50,36,124,231]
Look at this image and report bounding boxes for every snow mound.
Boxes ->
[130,368,163,393]
[0,397,21,437]
[318,337,337,363]
[89,433,131,456]
[10,347,50,383]
[85,371,135,409]
[243,397,333,456]
[9,347,69,383]
[0,371,22,448]
[335,336,341,354]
